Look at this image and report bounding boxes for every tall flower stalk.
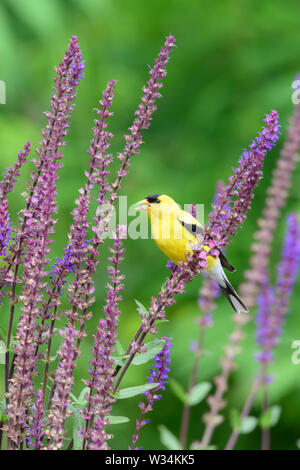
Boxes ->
[130,337,172,450]
[205,111,280,249]
[225,213,300,450]
[240,93,300,308]
[1,142,32,384]
[27,389,46,450]
[45,327,78,449]
[5,162,59,448]
[81,226,125,450]
[0,141,31,272]
[109,34,176,202]
[3,36,85,424]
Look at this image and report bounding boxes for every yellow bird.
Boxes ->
[136,194,248,313]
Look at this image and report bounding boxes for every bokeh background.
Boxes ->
[1,0,300,450]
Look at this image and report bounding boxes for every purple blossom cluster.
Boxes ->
[50,243,77,280]
[0,142,31,276]
[0,200,12,258]
[205,111,280,250]
[111,35,176,201]
[224,213,300,450]
[46,327,78,449]
[6,162,58,447]
[27,389,46,450]
[81,226,126,450]
[0,142,31,200]
[4,35,85,449]
[255,213,300,365]
[131,337,172,449]
[255,282,275,364]
[241,90,300,308]
[145,337,172,397]
[66,80,118,326]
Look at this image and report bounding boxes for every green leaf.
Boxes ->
[240,416,258,434]
[70,405,85,450]
[0,340,6,364]
[132,340,165,365]
[230,409,257,434]
[158,425,181,450]
[115,383,158,400]
[259,405,281,429]
[69,392,81,406]
[78,387,89,406]
[112,355,129,367]
[187,382,211,406]
[135,299,148,316]
[169,378,188,404]
[115,340,125,356]
[106,415,130,425]
[230,409,242,431]
[70,387,89,408]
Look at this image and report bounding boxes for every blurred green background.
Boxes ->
[1,0,300,450]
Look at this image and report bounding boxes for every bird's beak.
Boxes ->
[135,199,148,211]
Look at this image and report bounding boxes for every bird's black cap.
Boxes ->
[146,194,161,203]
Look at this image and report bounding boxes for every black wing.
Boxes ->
[177,218,203,236]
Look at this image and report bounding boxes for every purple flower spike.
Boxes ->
[254,280,275,364]
[0,141,31,285]
[29,35,84,206]
[0,38,85,299]
[145,337,172,395]
[130,337,172,449]
[46,328,78,449]
[0,141,31,201]
[62,80,117,330]
[6,162,59,447]
[205,111,280,250]
[27,389,45,450]
[241,90,300,308]
[80,226,126,450]
[0,200,12,258]
[111,35,176,200]
[255,213,300,365]
[273,213,300,325]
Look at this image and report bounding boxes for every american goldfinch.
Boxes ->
[136,194,248,313]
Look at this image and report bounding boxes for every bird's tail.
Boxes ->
[220,278,248,314]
